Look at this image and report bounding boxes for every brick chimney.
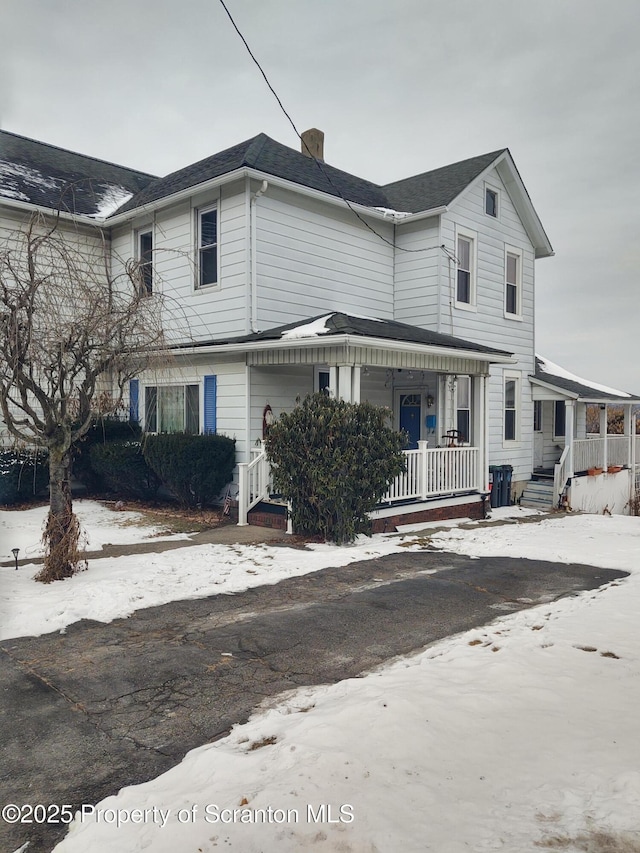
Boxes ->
[301,128,324,162]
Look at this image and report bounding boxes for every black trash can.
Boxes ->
[501,464,513,507]
[489,465,503,508]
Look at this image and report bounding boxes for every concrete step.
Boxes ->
[520,480,555,509]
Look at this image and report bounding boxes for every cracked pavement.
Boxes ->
[0,548,627,853]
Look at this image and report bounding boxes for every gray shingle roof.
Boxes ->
[533,357,639,401]
[383,150,507,213]
[115,133,391,214]
[114,134,507,218]
[179,312,512,359]
[0,130,157,217]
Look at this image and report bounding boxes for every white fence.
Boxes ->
[237,443,271,525]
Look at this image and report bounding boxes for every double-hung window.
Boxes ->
[138,230,153,295]
[198,206,218,287]
[456,229,476,306]
[504,374,519,442]
[505,246,522,317]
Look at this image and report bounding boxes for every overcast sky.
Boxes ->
[3,0,639,392]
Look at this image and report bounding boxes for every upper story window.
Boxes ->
[198,206,218,288]
[138,230,153,295]
[485,187,498,217]
[505,246,522,317]
[456,230,476,306]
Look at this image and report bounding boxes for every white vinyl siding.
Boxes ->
[254,186,394,328]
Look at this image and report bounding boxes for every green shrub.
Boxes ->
[142,433,236,507]
[0,447,49,505]
[265,393,407,543]
[89,441,160,500]
[73,417,142,492]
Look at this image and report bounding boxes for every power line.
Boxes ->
[217,0,429,254]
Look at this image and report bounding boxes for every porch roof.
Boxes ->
[177,313,512,357]
[531,355,640,403]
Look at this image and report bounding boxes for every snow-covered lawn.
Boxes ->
[3,504,640,852]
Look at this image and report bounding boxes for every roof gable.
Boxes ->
[382,150,507,213]
[0,130,157,218]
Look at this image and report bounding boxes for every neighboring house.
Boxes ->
[1,128,637,525]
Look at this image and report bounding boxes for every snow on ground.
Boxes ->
[0,501,417,641]
[0,499,189,562]
[4,505,640,851]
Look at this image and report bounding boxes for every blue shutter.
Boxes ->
[129,379,139,423]
[203,375,217,434]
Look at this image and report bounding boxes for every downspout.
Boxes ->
[249,180,269,333]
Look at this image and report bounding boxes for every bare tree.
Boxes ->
[0,212,168,582]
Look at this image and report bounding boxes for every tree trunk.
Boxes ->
[36,438,85,583]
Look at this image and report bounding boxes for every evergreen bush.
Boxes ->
[142,433,236,507]
[89,441,160,500]
[0,447,49,505]
[265,393,407,543]
[73,417,142,492]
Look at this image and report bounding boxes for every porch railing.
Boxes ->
[382,444,479,504]
[237,442,481,524]
[237,442,271,525]
[573,436,633,472]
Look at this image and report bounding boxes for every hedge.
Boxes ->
[73,417,142,492]
[0,447,49,505]
[89,441,160,500]
[142,433,236,507]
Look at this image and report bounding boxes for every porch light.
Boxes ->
[11,548,19,570]
[408,371,414,380]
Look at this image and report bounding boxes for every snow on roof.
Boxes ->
[536,354,631,398]
[373,206,412,219]
[280,315,334,339]
[88,185,134,219]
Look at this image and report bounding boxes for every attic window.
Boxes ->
[485,188,498,217]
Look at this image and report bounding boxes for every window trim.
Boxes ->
[504,244,523,319]
[484,184,500,219]
[454,227,477,310]
[137,228,153,296]
[503,372,521,444]
[196,203,220,290]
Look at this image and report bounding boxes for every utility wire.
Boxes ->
[217,0,429,254]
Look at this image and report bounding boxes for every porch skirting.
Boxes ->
[229,493,486,533]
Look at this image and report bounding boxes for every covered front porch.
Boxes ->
[235,313,513,529]
[525,356,639,514]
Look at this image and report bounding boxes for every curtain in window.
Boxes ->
[159,386,184,433]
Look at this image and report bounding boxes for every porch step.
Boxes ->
[520,480,556,509]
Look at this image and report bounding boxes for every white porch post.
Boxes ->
[472,374,488,490]
[352,366,361,404]
[329,366,338,398]
[624,403,633,468]
[565,401,575,478]
[599,405,608,470]
[337,365,353,402]
[417,440,429,500]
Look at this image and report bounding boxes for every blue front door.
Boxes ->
[399,394,421,449]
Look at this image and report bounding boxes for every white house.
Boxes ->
[1,128,637,526]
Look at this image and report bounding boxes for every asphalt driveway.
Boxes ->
[0,547,627,853]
